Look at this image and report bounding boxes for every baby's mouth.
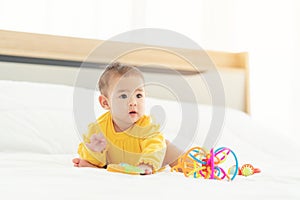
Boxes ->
[129,111,137,115]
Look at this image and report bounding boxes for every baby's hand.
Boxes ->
[138,164,153,175]
[85,133,107,153]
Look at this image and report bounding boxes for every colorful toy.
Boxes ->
[107,163,145,175]
[171,146,239,181]
[228,164,261,177]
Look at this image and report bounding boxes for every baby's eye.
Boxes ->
[119,94,128,99]
[136,93,143,98]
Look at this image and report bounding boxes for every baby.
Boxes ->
[72,62,174,174]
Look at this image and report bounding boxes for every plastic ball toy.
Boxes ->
[171,146,239,181]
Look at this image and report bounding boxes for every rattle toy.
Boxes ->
[228,164,261,177]
[171,146,239,181]
[107,163,145,175]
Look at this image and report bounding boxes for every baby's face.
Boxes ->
[108,75,145,128]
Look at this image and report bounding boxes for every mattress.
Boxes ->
[0,80,299,200]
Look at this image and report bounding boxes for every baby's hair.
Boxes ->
[98,62,144,96]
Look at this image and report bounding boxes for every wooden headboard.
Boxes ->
[0,30,249,113]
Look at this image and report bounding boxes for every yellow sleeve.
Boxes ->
[77,122,107,168]
[138,132,166,171]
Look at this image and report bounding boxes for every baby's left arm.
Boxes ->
[138,133,166,172]
[137,163,153,175]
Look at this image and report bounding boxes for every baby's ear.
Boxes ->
[99,95,110,110]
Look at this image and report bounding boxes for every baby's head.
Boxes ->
[98,62,144,97]
[98,62,145,130]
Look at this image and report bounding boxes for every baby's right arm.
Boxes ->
[85,133,107,153]
[78,122,108,167]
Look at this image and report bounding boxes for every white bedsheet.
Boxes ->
[0,152,299,200]
[0,80,299,200]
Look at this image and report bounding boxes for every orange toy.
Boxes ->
[171,146,239,181]
[229,164,261,177]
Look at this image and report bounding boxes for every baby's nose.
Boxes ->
[128,98,137,106]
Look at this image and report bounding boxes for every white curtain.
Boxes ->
[0,0,299,138]
[0,0,137,39]
[136,0,300,139]
[228,0,298,139]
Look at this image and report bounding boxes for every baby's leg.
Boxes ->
[72,158,98,168]
[163,140,184,167]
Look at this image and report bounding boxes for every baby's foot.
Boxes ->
[72,158,97,168]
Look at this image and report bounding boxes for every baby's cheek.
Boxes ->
[139,105,145,114]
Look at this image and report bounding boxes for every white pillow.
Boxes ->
[0,80,212,154]
[0,80,80,154]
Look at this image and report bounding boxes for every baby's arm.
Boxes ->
[76,122,108,168]
[163,139,184,167]
[138,133,166,174]
[72,158,99,168]
[85,133,107,153]
[138,163,153,175]
[77,132,107,167]
[73,133,107,168]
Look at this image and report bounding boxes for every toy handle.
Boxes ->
[254,168,261,174]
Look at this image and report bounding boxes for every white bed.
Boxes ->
[0,30,299,199]
[0,80,299,200]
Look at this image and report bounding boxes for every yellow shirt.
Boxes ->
[77,111,166,171]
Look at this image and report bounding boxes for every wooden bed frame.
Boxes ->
[0,30,249,113]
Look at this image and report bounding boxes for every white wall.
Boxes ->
[0,0,299,137]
